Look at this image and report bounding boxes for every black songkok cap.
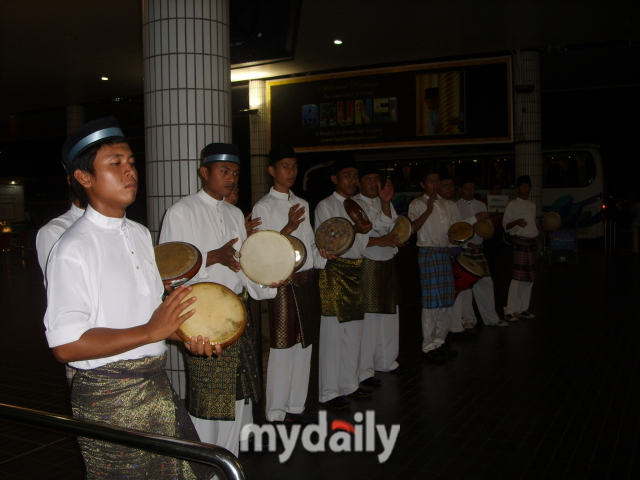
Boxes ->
[424,87,439,100]
[201,143,240,165]
[331,154,358,175]
[269,145,297,166]
[62,116,125,170]
[516,175,532,187]
[359,163,380,178]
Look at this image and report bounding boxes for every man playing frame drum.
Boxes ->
[455,180,509,328]
[408,170,461,364]
[503,175,539,322]
[43,117,215,479]
[315,155,373,409]
[159,143,284,457]
[252,145,326,424]
[352,165,407,386]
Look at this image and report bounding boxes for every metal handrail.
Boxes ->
[0,403,247,480]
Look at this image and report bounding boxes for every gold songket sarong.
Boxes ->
[185,291,261,420]
[361,257,400,314]
[319,257,364,323]
[71,354,212,480]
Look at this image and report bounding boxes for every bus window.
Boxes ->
[439,158,487,189]
[543,153,596,188]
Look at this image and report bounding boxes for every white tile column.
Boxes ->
[513,50,542,217]
[143,0,232,398]
[249,79,270,205]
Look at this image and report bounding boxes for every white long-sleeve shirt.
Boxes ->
[408,194,462,248]
[457,198,487,245]
[352,193,397,261]
[36,203,85,281]
[252,187,326,271]
[503,197,539,238]
[159,189,275,300]
[43,205,166,370]
[314,192,369,260]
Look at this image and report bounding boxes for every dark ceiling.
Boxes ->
[1,0,639,116]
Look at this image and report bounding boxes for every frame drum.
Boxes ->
[474,219,495,240]
[177,282,246,347]
[315,217,356,256]
[389,215,412,244]
[448,221,474,245]
[344,198,371,227]
[542,212,562,232]
[154,242,202,287]
[452,254,483,294]
[285,235,307,272]
[239,230,296,285]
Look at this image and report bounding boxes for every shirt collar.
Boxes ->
[198,188,224,208]
[517,197,527,203]
[84,205,126,230]
[269,187,294,201]
[332,191,347,203]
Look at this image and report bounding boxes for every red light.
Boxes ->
[602,205,606,209]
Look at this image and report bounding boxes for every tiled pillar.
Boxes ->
[66,105,85,136]
[249,79,270,205]
[143,0,232,398]
[513,51,542,217]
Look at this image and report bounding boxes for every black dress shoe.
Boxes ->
[285,411,318,424]
[442,344,458,357]
[348,387,372,398]
[320,396,351,409]
[360,376,382,386]
[424,348,447,364]
[388,365,409,374]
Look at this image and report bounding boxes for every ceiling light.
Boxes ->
[334,39,343,45]
[101,77,109,81]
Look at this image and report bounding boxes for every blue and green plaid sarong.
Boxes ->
[419,247,455,309]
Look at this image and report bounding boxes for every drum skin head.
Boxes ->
[154,242,201,280]
[543,212,562,232]
[177,282,247,347]
[474,219,495,239]
[315,217,356,256]
[449,222,474,242]
[389,215,412,243]
[240,230,296,285]
[456,255,484,277]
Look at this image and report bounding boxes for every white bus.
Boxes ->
[302,144,604,239]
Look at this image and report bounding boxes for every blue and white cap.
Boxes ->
[62,116,125,170]
[201,143,240,165]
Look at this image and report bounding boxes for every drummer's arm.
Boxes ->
[51,286,197,363]
[410,208,431,234]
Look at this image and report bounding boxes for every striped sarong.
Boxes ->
[419,247,455,309]
[72,354,212,480]
[461,245,491,276]
[513,236,537,282]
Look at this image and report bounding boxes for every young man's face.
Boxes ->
[440,179,455,200]
[75,142,137,214]
[359,173,380,198]
[331,167,359,198]
[200,161,240,201]
[517,183,531,199]
[420,173,440,197]
[268,157,298,192]
[461,182,475,201]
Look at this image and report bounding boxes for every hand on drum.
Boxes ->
[474,212,490,221]
[208,238,241,272]
[148,285,197,342]
[268,276,292,289]
[184,335,223,357]
[378,178,394,203]
[370,233,401,248]
[319,248,338,261]
[354,219,373,235]
[245,213,261,236]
